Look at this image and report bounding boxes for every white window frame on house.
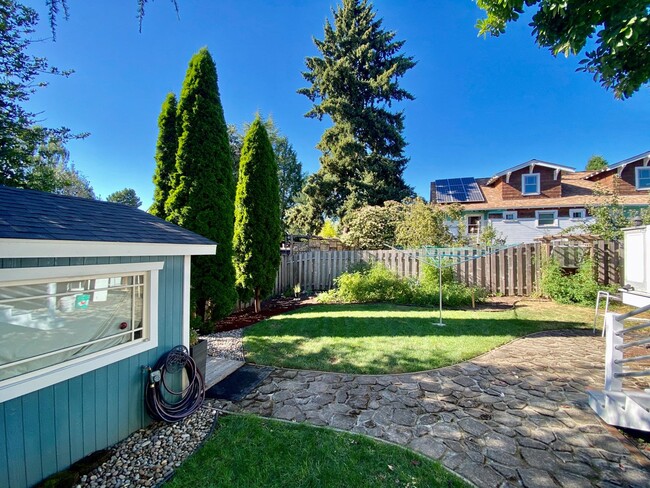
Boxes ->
[503,211,518,222]
[635,167,650,190]
[0,262,163,402]
[522,173,540,196]
[569,208,586,220]
[536,210,558,228]
[465,214,483,236]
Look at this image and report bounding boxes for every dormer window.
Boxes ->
[522,173,540,195]
[635,167,650,190]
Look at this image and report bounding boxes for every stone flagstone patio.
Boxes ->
[218,330,649,487]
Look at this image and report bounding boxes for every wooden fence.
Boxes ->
[238,240,622,308]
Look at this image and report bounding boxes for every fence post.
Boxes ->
[604,312,624,392]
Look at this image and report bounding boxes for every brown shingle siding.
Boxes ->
[501,166,561,200]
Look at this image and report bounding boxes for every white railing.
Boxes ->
[604,304,650,391]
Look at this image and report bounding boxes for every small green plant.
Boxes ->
[293,283,301,297]
[189,328,200,347]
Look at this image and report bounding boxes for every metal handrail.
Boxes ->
[615,371,650,378]
[616,321,650,336]
[615,354,650,364]
[616,302,650,321]
[616,337,650,350]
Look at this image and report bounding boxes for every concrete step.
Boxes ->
[588,389,650,432]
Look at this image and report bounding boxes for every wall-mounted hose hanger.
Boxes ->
[145,345,205,422]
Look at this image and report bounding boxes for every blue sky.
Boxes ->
[24,0,650,209]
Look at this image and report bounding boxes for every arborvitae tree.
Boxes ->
[232,118,305,230]
[150,93,177,218]
[166,48,237,322]
[298,0,415,222]
[233,116,282,312]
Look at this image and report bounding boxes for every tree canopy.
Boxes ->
[166,47,237,322]
[106,188,142,207]
[586,155,609,171]
[476,1,650,99]
[150,93,178,218]
[296,0,415,225]
[0,1,82,188]
[26,132,95,198]
[233,117,282,312]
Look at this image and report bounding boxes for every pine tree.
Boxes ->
[166,48,237,322]
[150,93,177,218]
[233,116,282,312]
[298,0,415,222]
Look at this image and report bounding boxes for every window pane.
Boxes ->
[0,274,144,381]
[638,169,650,188]
[523,175,538,194]
[538,213,555,226]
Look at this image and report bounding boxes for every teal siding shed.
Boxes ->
[0,186,216,488]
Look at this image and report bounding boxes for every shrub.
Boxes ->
[412,261,487,307]
[540,257,611,305]
[318,262,412,304]
[318,261,485,307]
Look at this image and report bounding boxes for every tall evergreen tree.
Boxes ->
[233,116,282,312]
[150,93,178,218]
[298,0,415,223]
[166,48,237,322]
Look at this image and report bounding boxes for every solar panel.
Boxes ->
[433,177,485,203]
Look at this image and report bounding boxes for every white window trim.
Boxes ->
[0,262,164,402]
[569,208,586,220]
[635,166,650,190]
[465,214,483,235]
[522,173,541,196]
[503,211,518,222]
[535,210,558,228]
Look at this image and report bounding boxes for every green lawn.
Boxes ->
[242,301,595,374]
[166,415,468,488]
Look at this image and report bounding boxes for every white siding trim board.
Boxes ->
[0,239,216,258]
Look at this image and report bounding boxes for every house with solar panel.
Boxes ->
[430,151,650,244]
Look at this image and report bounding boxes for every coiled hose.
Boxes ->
[145,345,205,423]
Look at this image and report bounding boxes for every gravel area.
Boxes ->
[78,403,218,488]
[202,328,245,361]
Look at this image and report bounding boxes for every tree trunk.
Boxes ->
[254,287,261,313]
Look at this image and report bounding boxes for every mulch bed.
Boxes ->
[213,296,318,332]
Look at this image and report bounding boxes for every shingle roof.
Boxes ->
[584,150,650,180]
[458,172,649,210]
[0,185,216,245]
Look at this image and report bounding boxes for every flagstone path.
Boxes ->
[218,330,649,487]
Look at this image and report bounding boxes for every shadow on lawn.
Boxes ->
[243,314,589,339]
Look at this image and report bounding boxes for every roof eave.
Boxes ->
[487,160,576,186]
[0,239,217,259]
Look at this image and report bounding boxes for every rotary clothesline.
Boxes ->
[417,244,522,326]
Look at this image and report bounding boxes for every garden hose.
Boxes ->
[145,345,205,422]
